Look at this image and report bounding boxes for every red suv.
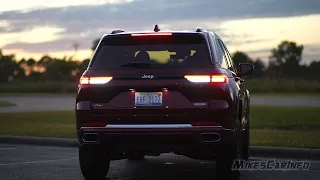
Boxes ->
[76,26,254,180]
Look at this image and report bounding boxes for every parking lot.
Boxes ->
[0,144,319,180]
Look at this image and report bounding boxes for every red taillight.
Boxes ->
[131,32,172,36]
[191,122,221,126]
[211,75,228,83]
[82,122,107,127]
[184,75,228,83]
[80,77,89,84]
[184,75,211,83]
[80,76,113,85]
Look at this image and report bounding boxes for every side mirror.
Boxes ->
[239,63,254,76]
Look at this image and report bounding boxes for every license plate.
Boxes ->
[135,92,162,106]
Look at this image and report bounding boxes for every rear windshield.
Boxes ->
[90,34,212,69]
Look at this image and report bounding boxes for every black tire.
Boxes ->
[127,152,145,160]
[216,149,241,180]
[216,159,240,180]
[216,120,241,180]
[79,146,110,180]
[241,110,250,160]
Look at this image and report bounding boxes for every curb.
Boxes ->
[0,135,319,160]
[249,146,318,160]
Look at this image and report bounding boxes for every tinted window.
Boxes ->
[219,40,237,72]
[216,40,228,69]
[91,34,212,69]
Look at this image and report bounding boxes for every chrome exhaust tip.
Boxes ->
[200,133,221,143]
[82,133,99,143]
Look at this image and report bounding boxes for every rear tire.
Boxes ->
[241,111,250,160]
[216,148,241,180]
[216,123,241,180]
[79,146,110,180]
[127,152,145,160]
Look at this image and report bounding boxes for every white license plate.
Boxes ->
[135,92,162,106]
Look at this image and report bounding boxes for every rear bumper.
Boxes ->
[77,124,236,152]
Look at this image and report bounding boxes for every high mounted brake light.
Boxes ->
[131,24,172,36]
[184,75,228,83]
[131,33,172,36]
[80,76,113,85]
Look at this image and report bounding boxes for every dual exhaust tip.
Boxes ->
[200,133,221,143]
[82,133,99,143]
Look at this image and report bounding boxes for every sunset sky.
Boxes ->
[0,0,319,64]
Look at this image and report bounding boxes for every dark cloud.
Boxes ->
[1,0,320,32]
[0,0,320,57]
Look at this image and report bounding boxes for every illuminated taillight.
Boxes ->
[184,75,211,83]
[80,76,113,85]
[80,77,89,85]
[184,75,228,83]
[191,122,221,126]
[131,33,172,36]
[82,122,107,127]
[211,75,228,83]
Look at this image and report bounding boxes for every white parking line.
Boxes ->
[0,158,77,166]
[0,148,17,151]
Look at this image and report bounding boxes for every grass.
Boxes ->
[251,93,320,97]
[0,111,76,138]
[246,79,320,93]
[0,93,76,97]
[0,106,319,148]
[250,129,320,149]
[250,106,320,131]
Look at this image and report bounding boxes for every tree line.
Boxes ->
[0,40,319,83]
[232,41,320,79]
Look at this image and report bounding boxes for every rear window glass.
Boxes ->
[90,34,212,69]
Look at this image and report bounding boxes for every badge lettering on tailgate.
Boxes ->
[142,74,154,79]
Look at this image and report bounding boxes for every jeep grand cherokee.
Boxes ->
[76,26,254,180]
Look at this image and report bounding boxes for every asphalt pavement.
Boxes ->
[0,143,319,180]
[0,95,76,112]
[0,94,319,112]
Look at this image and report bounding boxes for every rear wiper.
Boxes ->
[120,62,151,68]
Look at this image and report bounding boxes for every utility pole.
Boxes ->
[72,42,80,60]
